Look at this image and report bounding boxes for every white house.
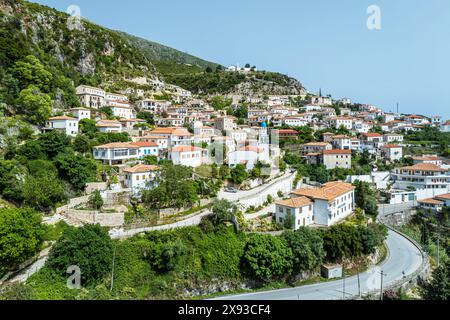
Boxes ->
[137,135,169,150]
[45,116,79,137]
[330,117,353,130]
[440,120,450,132]
[111,105,135,120]
[289,181,355,227]
[69,108,91,121]
[384,133,404,144]
[123,164,160,195]
[391,163,450,200]
[322,149,352,170]
[169,145,207,167]
[283,116,308,127]
[93,142,139,165]
[303,142,332,154]
[275,197,314,229]
[76,85,105,108]
[412,155,443,166]
[381,144,403,162]
[331,135,352,150]
[132,142,159,158]
[96,120,122,133]
[227,146,270,170]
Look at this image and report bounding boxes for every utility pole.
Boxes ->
[379,271,386,300]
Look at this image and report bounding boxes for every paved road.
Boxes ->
[218,172,295,203]
[211,229,424,300]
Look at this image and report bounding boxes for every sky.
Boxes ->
[32,0,450,119]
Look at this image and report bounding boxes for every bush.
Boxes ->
[148,239,187,273]
[282,228,325,273]
[242,234,293,281]
[0,208,45,276]
[46,224,113,286]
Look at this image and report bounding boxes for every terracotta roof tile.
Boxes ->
[276,196,313,208]
[291,181,355,202]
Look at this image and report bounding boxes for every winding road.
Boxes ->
[211,229,424,300]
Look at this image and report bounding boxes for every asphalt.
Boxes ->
[211,229,424,300]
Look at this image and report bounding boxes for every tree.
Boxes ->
[420,260,450,300]
[0,208,45,276]
[46,224,113,286]
[73,134,91,154]
[210,96,232,111]
[142,164,199,209]
[143,155,158,165]
[79,119,98,137]
[353,180,379,217]
[17,140,46,161]
[321,224,364,261]
[38,130,71,159]
[12,55,52,92]
[0,160,27,203]
[282,228,325,273]
[16,85,52,125]
[243,234,293,281]
[359,223,387,255]
[54,151,97,192]
[230,164,248,185]
[209,200,238,227]
[22,172,67,212]
[148,239,187,273]
[89,190,104,210]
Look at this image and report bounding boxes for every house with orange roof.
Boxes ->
[302,142,332,154]
[275,196,314,229]
[96,120,122,133]
[412,155,443,166]
[391,163,450,200]
[45,116,79,137]
[132,141,159,158]
[169,145,208,167]
[288,181,355,226]
[148,127,193,148]
[381,144,403,162]
[123,164,160,194]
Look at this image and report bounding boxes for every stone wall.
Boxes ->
[85,182,108,194]
[65,209,124,227]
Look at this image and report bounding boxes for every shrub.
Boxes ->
[242,234,293,281]
[46,224,113,286]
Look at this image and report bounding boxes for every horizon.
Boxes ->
[30,0,450,119]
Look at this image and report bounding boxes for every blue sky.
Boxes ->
[32,0,450,119]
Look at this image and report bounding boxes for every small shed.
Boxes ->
[321,264,343,279]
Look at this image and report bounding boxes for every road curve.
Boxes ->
[212,229,424,300]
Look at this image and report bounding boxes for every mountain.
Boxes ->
[0,0,306,115]
[118,32,220,71]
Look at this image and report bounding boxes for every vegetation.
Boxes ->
[419,259,450,300]
[0,208,45,277]
[46,224,113,286]
[242,234,293,281]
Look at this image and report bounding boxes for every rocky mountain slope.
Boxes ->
[0,0,306,107]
